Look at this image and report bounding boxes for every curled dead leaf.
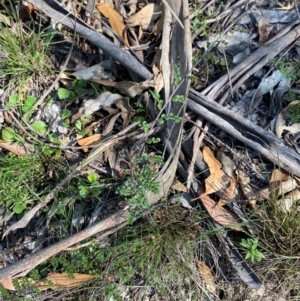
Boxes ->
[195,259,216,294]
[200,193,242,231]
[115,80,154,98]
[269,169,291,215]
[78,134,102,152]
[236,170,256,206]
[277,188,300,213]
[96,4,129,44]
[125,3,162,30]
[1,273,96,291]
[218,177,238,207]
[258,13,270,44]
[202,146,228,194]
[0,141,33,155]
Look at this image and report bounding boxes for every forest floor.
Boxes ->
[1,0,300,300]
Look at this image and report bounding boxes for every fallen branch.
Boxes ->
[30,0,152,80]
[0,210,128,282]
[187,91,300,176]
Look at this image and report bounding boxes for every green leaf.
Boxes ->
[67,91,76,102]
[61,109,71,120]
[240,238,250,248]
[25,96,37,107]
[5,103,13,109]
[62,121,70,128]
[75,120,82,130]
[172,95,185,103]
[75,87,85,96]
[1,127,16,142]
[90,82,99,90]
[91,187,101,196]
[31,121,48,134]
[42,146,55,155]
[87,172,98,183]
[48,133,60,144]
[22,105,32,113]
[13,203,26,214]
[9,94,20,104]
[58,88,70,100]
[78,180,88,197]
[77,129,87,136]
[73,79,87,88]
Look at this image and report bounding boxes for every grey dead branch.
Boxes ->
[1,0,300,299]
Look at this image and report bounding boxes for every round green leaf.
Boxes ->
[58,88,70,100]
[13,203,26,214]
[31,121,48,134]
[25,96,37,106]
[9,94,20,104]
[61,109,71,120]
[87,172,98,183]
[22,105,32,113]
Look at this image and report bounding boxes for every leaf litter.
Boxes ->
[1,0,300,300]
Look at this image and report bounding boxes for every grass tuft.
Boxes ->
[0,1,55,90]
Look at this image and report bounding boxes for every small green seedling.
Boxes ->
[240,238,265,263]
[77,172,101,198]
[57,80,100,102]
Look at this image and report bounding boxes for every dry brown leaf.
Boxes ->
[96,4,128,44]
[257,176,297,201]
[202,146,227,194]
[0,141,33,155]
[19,3,38,21]
[236,170,257,209]
[152,48,164,92]
[269,169,289,199]
[171,179,187,192]
[258,13,270,44]
[195,259,216,294]
[269,169,291,215]
[1,273,96,291]
[277,188,300,213]
[115,98,135,127]
[200,193,242,231]
[125,3,162,30]
[77,134,102,152]
[1,279,16,291]
[218,177,238,207]
[115,80,154,98]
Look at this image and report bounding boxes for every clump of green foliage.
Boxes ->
[275,59,300,81]
[0,153,46,213]
[116,153,163,223]
[288,101,300,124]
[240,238,265,263]
[0,1,55,88]
[248,188,300,294]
